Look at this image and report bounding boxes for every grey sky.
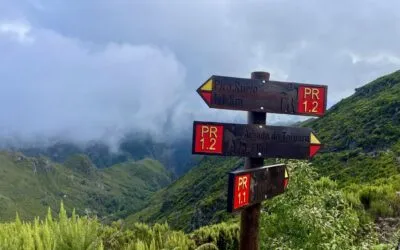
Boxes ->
[1,0,400,146]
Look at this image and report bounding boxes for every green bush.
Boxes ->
[190,222,239,250]
[260,161,381,249]
[0,202,207,250]
[345,178,400,218]
[0,203,102,250]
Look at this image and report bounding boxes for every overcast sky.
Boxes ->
[1,0,400,146]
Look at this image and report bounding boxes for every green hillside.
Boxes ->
[21,136,196,177]
[0,151,172,223]
[305,70,400,185]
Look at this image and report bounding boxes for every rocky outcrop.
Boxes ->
[375,217,400,245]
[9,152,54,174]
[32,157,54,174]
[64,154,96,176]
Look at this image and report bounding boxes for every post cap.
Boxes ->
[251,71,270,80]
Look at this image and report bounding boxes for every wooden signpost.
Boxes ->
[192,71,327,250]
[197,75,328,116]
[227,164,289,213]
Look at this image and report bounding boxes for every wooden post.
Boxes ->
[239,71,270,250]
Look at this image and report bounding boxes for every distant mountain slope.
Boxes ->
[304,70,400,184]
[0,152,171,223]
[125,156,243,232]
[19,135,195,177]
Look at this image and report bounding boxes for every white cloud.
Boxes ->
[0,20,34,43]
[0,19,186,146]
[349,52,400,66]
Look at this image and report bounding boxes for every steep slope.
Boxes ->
[0,152,172,222]
[304,70,400,184]
[306,69,400,151]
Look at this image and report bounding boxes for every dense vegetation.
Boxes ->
[259,161,394,249]
[0,201,235,250]
[0,152,171,223]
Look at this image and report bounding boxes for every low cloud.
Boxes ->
[0,20,186,147]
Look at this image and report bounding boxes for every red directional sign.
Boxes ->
[228,164,289,213]
[298,86,326,116]
[197,75,328,117]
[233,173,251,210]
[192,121,322,160]
[193,123,224,154]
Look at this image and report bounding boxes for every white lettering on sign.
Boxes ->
[238,176,248,191]
[312,88,320,100]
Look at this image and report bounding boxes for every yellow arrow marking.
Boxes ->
[201,79,213,91]
[310,132,321,144]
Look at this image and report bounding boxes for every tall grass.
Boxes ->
[0,202,218,250]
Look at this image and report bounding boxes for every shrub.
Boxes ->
[0,202,199,250]
[260,161,380,249]
[0,203,102,250]
[190,222,239,250]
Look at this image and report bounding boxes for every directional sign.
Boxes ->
[192,121,322,159]
[197,75,328,117]
[227,164,289,213]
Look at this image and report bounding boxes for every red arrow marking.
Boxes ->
[284,168,289,189]
[200,91,212,105]
[283,178,289,189]
[309,144,321,158]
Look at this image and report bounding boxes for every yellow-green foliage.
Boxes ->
[259,161,400,250]
[0,202,102,250]
[345,174,400,218]
[190,222,239,250]
[0,202,228,250]
[101,221,196,250]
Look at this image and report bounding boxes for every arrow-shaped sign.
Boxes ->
[227,164,289,213]
[197,75,328,117]
[192,121,322,159]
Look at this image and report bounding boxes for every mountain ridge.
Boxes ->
[17,135,196,177]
